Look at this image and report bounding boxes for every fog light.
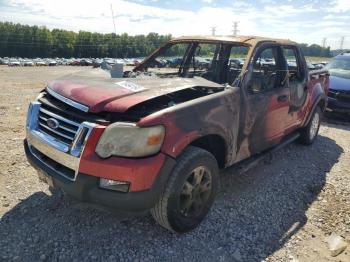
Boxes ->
[99,178,130,192]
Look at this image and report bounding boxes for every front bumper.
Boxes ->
[327,97,350,113]
[25,139,176,211]
[25,100,176,212]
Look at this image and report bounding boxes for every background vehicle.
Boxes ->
[325,52,350,114]
[80,59,93,66]
[47,60,57,66]
[34,59,47,66]
[92,58,103,68]
[24,36,328,233]
[23,60,34,66]
[8,59,21,66]
[166,57,182,68]
[0,58,9,65]
[229,58,245,68]
[69,59,81,66]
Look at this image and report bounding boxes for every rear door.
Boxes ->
[282,46,308,127]
[241,43,292,154]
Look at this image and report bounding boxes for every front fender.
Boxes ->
[137,88,240,165]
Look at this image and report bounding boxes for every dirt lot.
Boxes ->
[0,66,349,262]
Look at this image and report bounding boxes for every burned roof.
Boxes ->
[169,35,297,46]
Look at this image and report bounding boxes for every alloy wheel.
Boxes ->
[179,166,212,217]
[309,111,320,140]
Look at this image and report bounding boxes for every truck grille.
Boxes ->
[38,107,81,145]
[329,89,350,104]
[27,104,96,181]
[328,89,337,98]
[337,92,350,103]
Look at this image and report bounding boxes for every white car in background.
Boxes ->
[35,59,47,66]
[8,60,21,66]
[23,60,34,66]
[47,60,57,66]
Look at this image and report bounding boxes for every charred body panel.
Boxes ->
[138,88,240,167]
[43,36,328,169]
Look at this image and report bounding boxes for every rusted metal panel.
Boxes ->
[138,87,241,166]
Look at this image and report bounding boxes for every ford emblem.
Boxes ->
[46,118,59,129]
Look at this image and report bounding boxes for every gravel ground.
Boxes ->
[0,66,349,262]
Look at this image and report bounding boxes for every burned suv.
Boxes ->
[25,36,329,232]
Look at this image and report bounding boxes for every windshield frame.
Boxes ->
[134,40,250,69]
[133,40,251,84]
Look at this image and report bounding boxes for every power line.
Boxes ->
[322,37,327,48]
[340,36,345,50]
[232,21,239,37]
[110,3,117,35]
[211,26,216,36]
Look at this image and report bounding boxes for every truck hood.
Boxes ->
[48,69,223,113]
[329,75,350,92]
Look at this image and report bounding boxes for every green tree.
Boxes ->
[0,21,332,59]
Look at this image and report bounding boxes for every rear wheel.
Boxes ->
[151,146,219,233]
[299,106,321,145]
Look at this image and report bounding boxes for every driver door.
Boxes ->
[242,44,292,154]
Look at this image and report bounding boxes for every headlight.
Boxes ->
[95,122,165,158]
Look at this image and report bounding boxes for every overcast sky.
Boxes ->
[0,0,349,49]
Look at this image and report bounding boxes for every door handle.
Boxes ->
[277,95,288,102]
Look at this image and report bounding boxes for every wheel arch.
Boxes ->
[303,95,326,127]
[188,134,227,169]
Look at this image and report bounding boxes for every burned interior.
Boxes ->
[115,39,251,119]
[123,85,224,120]
[134,40,249,86]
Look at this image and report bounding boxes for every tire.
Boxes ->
[151,146,219,233]
[298,106,321,145]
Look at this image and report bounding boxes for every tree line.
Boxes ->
[0,21,332,58]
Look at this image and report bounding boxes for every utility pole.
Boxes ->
[232,21,239,37]
[110,3,118,58]
[110,3,117,35]
[322,37,327,48]
[340,36,345,50]
[211,26,216,36]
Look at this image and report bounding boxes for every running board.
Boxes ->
[232,132,300,176]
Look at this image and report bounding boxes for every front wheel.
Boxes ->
[151,146,219,233]
[298,106,321,145]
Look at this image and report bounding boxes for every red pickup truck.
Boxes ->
[25,36,329,233]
